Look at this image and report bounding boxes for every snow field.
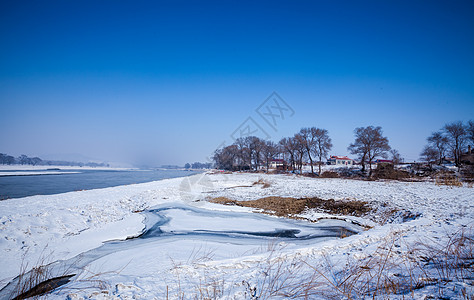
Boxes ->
[0,172,472,299]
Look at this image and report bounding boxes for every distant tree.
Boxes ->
[213,145,239,170]
[248,136,265,170]
[293,134,306,173]
[348,126,391,177]
[313,128,333,176]
[261,140,279,172]
[234,137,250,170]
[390,149,403,165]
[6,155,15,165]
[298,128,317,174]
[0,153,15,165]
[279,137,297,171]
[420,145,438,171]
[18,154,30,165]
[467,120,474,146]
[0,153,6,165]
[443,121,467,167]
[184,163,191,169]
[427,131,449,165]
[191,162,212,169]
[30,157,43,166]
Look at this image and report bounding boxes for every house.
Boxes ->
[269,159,286,169]
[327,156,353,166]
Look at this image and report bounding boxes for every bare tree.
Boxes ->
[443,121,467,167]
[279,137,297,171]
[390,149,402,165]
[427,131,449,165]
[213,145,239,170]
[298,127,332,175]
[313,128,332,176]
[30,157,43,166]
[18,154,30,165]
[467,120,474,146]
[262,140,279,172]
[348,126,391,177]
[298,128,316,174]
[234,137,250,170]
[245,136,265,171]
[420,145,438,171]
[293,134,306,173]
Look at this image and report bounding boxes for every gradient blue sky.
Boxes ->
[1,1,473,166]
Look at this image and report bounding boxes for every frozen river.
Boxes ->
[0,169,200,199]
[0,203,363,299]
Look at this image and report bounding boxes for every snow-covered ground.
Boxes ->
[0,172,472,299]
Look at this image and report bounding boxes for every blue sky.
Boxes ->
[1,1,473,166]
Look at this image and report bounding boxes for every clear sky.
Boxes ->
[1,1,473,166]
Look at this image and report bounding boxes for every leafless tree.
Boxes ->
[262,140,279,172]
[279,137,297,171]
[390,149,402,165]
[348,126,391,177]
[467,120,474,146]
[443,121,467,167]
[298,127,332,175]
[299,128,316,174]
[427,131,449,165]
[293,134,306,173]
[420,145,438,171]
[213,145,239,170]
[244,136,265,171]
[313,128,333,175]
[234,137,250,170]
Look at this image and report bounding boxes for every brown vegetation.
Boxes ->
[252,179,271,188]
[372,163,411,180]
[320,171,339,178]
[435,172,463,187]
[210,196,371,218]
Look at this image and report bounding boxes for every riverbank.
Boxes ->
[0,172,472,299]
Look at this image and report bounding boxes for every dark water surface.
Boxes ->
[0,169,200,199]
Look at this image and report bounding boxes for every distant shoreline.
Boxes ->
[0,171,81,177]
[0,164,137,172]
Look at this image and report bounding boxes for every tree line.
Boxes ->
[214,120,474,176]
[0,153,109,167]
[420,120,474,168]
[184,162,213,169]
[213,126,397,177]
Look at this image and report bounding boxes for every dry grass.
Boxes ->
[320,171,340,178]
[4,250,77,300]
[240,229,474,299]
[372,163,411,180]
[210,196,371,218]
[436,172,463,187]
[3,251,126,300]
[252,179,271,188]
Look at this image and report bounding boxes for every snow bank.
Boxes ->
[0,172,472,299]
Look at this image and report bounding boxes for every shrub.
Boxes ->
[320,171,339,178]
